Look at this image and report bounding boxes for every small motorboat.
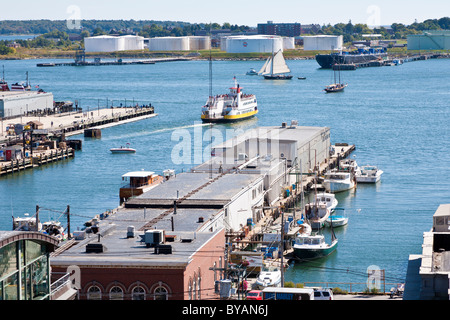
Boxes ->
[298,77,306,80]
[324,208,348,228]
[255,265,282,289]
[356,165,383,183]
[246,68,258,75]
[110,143,136,154]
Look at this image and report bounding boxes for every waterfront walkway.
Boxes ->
[0,106,157,142]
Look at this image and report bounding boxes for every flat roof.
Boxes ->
[433,204,450,217]
[51,207,223,267]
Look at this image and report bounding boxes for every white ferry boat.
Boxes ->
[201,77,258,123]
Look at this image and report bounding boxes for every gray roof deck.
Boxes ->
[51,207,222,267]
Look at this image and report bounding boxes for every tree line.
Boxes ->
[0,17,448,53]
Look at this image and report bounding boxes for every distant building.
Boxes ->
[407,30,450,50]
[258,21,302,37]
[300,24,321,35]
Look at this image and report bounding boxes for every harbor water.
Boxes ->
[0,57,449,291]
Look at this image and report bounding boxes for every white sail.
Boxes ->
[272,50,290,75]
[258,56,272,75]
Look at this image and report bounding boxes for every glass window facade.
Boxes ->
[0,239,50,300]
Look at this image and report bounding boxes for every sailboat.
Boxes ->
[258,49,293,80]
[324,60,347,93]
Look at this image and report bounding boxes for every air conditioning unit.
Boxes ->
[238,153,248,161]
[143,229,165,247]
[127,226,135,238]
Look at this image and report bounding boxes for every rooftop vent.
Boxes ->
[281,122,287,128]
[198,217,204,223]
[127,226,135,238]
[86,243,105,253]
[154,244,172,255]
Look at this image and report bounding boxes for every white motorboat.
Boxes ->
[339,158,358,172]
[246,68,258,75]
[255,266,282,289]
[310,192,338,212]
[322,170,356,193]
[356,165,383,183]
[324,215,348,227]
[110,143,136,153]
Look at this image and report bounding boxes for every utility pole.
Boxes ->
[66,205,71,239]
[35,205,39,231]
[280,209,284,287]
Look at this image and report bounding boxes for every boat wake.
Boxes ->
[102,123,211,141]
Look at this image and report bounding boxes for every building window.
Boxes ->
[188,278,193,300]
[132,286,146,300]
[154,285,168,300]
[109,286,124,300]
[197,269,202,300]
[87,285,102,300]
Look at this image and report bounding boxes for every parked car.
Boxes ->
[246,290,263,300]
[313,288,334,300]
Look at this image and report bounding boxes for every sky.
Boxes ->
[0,0,448,27]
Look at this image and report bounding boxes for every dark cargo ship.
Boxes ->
[316,47,388,69]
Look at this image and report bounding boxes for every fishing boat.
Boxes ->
[246,68,258,75]
[322,170,356,193]
[324,208,348,228]
[305,203,330,229]
[258,49,293,80]
[119,170,163,203]
[201,77,258,123]
[10,72,32,91]
[255,265,282,289]
[356,165,383,183]
[110,143,136,153]
[311,192,338,212]
[293,232,338,260]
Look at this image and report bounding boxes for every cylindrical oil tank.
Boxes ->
[189,36,211,50]
[283,37,295,50]
[148,37,190,51]
[303,35,343,51]
[225,35,284,53]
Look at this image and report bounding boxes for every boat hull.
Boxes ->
[324,216,348,227]
[293,241,338,260]
[201,110,258,123]
[323,181,354,193]
[316,53,388,69]
[110,149,136,153]
[264,75,293,80]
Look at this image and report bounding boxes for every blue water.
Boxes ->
[0,57,449,290]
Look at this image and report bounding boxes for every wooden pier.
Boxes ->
[0,148,74,176]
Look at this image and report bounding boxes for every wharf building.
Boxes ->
[407,30,450,51]
[405,204,450,300]
[50,123,331,300]
[0,91,54,119]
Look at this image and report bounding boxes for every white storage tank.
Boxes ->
[189,36,211,50]
[225,35,283,53]
[303,35,343,51]
[282,37,295,50]
[148,36,190,51]
[85,35,124,52]
[121,35,144,51]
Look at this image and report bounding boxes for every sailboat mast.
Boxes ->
[209,24,212,98]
